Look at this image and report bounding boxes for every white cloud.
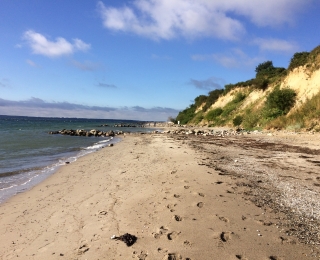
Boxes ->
[23,30,90,57]
[253,38,298,53]
[97,0,313,40]
[217,0,312,27]
[97,0,244,40]
[192,48,261,68]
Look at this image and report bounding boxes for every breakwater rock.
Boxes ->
[48,129,125,137]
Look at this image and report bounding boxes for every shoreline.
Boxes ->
[0,132,319,259]
[0,135,120,205]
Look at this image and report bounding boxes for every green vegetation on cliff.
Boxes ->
[175,45,320,131]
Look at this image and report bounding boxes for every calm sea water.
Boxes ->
[0,115,153,203]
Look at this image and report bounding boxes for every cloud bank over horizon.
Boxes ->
[0,97,179,121]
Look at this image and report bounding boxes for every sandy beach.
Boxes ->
[1,132,319,259]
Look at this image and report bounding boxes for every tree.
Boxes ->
[255,61,274,75]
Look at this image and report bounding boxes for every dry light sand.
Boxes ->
[0,132,319,259]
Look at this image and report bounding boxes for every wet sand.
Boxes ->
[0,132,319,259]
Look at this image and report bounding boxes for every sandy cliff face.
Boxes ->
[282,67,320,108]
[210,89,238,109]
[205,67,320,115]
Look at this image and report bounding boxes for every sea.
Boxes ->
[0,115,155,203]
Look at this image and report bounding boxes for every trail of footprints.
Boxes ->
[133,168,284,260]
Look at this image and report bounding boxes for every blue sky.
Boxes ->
[0,0,319,121]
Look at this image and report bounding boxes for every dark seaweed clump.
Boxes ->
[118,233,137,247]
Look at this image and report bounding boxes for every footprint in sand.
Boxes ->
[167,204,177,212]
[77,244,90,255]
[162,253,182,260]
[173,215,182,221]
[197,202,204,208]
[184,240,192,247]
[167,231,180,240]
[218,216,229,223]
[97,210,108,216]
[269,256,284,260]
[198,192,205,197]
[184,186,190,189]
[220,231,232,242]
[153,226,169,239]
[158,248,168,254]
[174,194,180,198]
[133,250,148,260]
[236,255,248,260]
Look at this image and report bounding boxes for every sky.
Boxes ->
[0,0,319,121]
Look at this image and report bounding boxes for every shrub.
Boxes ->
[205,108,223,121]
[233,115,243,126]
[176,104,196,124]
[224,84,236,94]
[221,103,237,117]
[242,112,260,129]
[251,77,269,90]
[255,61,273,74]
[192,112,204,124]
[202,89,224,111]
[265,87,296,116]
[255,60,287,79]
[288,52,310,71]
[233,92,246,103]
[194,95,207,108]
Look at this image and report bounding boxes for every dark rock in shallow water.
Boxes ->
[48,128,125,137]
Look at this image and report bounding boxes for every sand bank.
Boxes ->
[0,133,318,259]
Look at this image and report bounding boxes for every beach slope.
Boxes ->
[0,133,317,259]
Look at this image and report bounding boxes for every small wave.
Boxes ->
[0,183,18,191]
[85,138,112,150]
[0,167,44,178]
[0,136,120,203]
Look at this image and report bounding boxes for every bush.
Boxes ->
[205,108,223,121]
[233,92,246,103]
[202,89,224,111]
[194,95,207,108]
[224,84,236,94]
[252,77,269,90]
[255,60,287,79]
[233,115,243,126]
[176,104,196,124]
[255,61,274,75]
[221,103,237,117]
[191,112,204,124]
[264,86,296,118]
[288,52,310,71]
[242,112,260,129]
